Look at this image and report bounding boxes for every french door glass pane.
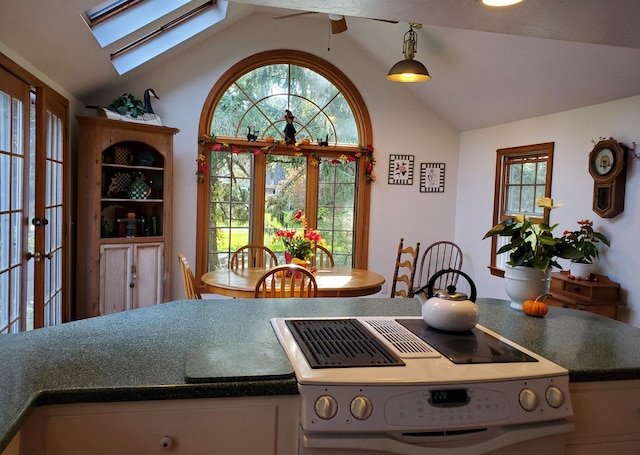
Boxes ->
[0,87,24,333]
[42,110,63,327]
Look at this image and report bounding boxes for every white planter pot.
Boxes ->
[569,262,595,280]
[504,265,552,311]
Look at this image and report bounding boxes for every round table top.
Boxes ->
[201,266,386,298]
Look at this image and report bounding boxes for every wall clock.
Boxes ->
[588,138,628,218]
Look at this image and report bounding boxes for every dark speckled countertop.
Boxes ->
[2,297,640,452]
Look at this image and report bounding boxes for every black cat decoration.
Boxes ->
[247,127,258,141]
[283,110,296,145]
[317,134,329,147]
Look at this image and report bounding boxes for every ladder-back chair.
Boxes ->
[390,238,420,298]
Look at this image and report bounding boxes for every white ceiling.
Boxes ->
[2,0,640,131]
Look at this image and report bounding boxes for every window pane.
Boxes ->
[536,162,547,184]
[508,163,521,184]
[507,186,521,212]
[522,162,536,184]
[265,154,307,262]
[521,185,535,213]
[207,151,253,271]
[317,159,355,266]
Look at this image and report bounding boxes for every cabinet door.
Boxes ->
[132,243,164,309]
[99,244,133,315]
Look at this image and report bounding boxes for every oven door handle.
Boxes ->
[302,420,574,455]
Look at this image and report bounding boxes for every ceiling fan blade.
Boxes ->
[331,17,348,34]
[273,11,317,20]
[369,18,399,24]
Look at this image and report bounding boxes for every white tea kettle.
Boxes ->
[414,269,478,332]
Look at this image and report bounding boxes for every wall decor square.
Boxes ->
[388,154,414,185]
[420,163,445,193]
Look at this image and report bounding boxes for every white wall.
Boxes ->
[85,12,460,301]
[456,96,640,327]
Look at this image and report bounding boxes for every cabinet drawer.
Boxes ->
[19,396,300,455]
[557,281,617,300]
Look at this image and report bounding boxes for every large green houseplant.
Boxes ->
[483,197,581,310]
[483,197,581,272]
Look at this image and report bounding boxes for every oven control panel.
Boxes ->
[299,376,572,432]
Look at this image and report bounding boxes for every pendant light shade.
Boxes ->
[387,24,431,82]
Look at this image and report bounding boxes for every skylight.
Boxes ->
[83,0,229,75]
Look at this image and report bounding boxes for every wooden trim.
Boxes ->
[489,142,554,274]
[196,50,374,280]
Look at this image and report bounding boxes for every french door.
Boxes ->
[0,64,68,333]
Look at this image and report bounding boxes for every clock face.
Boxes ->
[592,147,615,176]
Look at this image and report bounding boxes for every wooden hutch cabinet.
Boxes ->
[76,117,178,319]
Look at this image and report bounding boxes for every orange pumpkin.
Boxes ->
[522,294,550,317]
[265,136,275,143]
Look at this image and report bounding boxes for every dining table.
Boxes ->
[201,266,386,298]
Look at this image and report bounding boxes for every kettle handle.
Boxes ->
[414,268,477,302]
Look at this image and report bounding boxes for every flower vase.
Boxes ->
[284,252,308,277]
[504,265,552,311]
[569,262,595,280]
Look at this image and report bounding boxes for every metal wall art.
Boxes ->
[420,163,445,193]
[388,154,414,185]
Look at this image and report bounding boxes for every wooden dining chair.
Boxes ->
[390,238,420,298]
[230,244,278,270]
[414,241,463,292]
[311,244,335,268]
[178,253,201,300]
[254,264,318,298]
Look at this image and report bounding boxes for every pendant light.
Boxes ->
[386,24,431,82]
[482,0,524,6]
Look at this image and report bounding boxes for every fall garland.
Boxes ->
[197,135,376,183]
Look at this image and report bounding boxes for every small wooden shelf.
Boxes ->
[547,271,622,320]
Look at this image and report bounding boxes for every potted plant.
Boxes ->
[562,219,610,279]
[483,197,581,310]
[272,210,324,267]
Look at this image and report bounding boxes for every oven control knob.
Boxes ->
[519,388,538,411]
[545,386,565,408]
[315,395,338,420]
[350,396,373,420]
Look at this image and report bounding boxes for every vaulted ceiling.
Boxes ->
[2,0,640,131]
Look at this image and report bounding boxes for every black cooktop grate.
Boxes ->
[285,319,405,368]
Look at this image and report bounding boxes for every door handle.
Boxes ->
[26,252,41,261]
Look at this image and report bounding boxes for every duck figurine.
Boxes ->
[86,89,162,125]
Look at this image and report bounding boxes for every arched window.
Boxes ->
[196,50,374,279]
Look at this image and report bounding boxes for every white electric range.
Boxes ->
[271,316,573,455]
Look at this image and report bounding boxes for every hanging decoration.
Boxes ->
[197,135,376,183]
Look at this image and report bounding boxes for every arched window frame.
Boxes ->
[195,50,374,285]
